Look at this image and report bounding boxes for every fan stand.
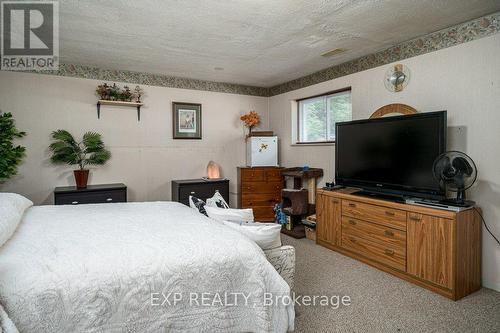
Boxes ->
[440,189,476,207]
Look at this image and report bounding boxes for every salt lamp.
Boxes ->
[206,161,221,179]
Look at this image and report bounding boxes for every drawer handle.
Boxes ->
[349,237,356,242]
[384,230,394,237]
[385,211,395,217]
[384,249,395,256]
[348,203,356,208]
[71,201,79,205]
[106,198,113,202]
[409,215,421,222]
[348,219,356,225]
[190,191,196,195]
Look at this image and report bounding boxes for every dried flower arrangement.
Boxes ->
[240,111,260,135]
[96,83,144,103]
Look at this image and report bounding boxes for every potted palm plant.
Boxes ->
[49,130,111,188]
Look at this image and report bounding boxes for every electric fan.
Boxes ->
[433,151,477,207]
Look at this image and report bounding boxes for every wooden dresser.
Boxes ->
[316,188,481,300]
[237,167,284,221]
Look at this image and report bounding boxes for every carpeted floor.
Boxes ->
[282,235,500,333]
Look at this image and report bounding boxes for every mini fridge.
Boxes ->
[246,136,278,167]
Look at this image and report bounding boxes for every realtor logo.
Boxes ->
[1,1,59,70]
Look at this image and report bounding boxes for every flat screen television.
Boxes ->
[335,111,447,200]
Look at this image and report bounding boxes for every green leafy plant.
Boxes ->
[0,112,26,182]
[49,130,111,170]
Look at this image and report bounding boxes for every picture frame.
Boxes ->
[172,102,202,139]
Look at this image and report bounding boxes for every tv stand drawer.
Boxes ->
[342,199,407,231]
[342,234,406,271]
[341,216,406,250]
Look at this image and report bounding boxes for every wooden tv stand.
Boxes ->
[316,188,481,300]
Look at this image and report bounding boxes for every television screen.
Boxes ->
[335,111,446,198]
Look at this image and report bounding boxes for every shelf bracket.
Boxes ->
[137,105,141,121]
[96,102,101,119]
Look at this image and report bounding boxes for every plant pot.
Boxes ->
[74,169,89,188]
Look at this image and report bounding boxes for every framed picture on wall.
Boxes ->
[172,102,202,139]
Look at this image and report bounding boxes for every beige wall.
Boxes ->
[0,71,269,206]
[269,33,500,291]
[1,33,499,291]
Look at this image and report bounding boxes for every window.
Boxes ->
[297,89,352,143]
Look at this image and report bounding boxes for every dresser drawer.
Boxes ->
[265,169,283,182]
[241,193,280,207]
[342,216,406,250]
[251,206,276,222]
[342,200,407,231]
[241,182,282,194]
[342,234,406,271]
[240,168,265,182]
[55,189,126,205]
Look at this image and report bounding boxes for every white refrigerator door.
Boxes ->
[247,137,278,167]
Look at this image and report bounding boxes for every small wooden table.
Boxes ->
[54,183,127,205]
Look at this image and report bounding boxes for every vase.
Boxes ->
[74,169,89,188]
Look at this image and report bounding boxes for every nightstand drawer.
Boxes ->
[178,183,228,200]
[172,179,230,206]
[55,189,126,205]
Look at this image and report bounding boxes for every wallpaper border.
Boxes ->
[42,64,270,97]
[1,12,498,97]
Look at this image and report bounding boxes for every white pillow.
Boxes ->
[205,206,254,223]
[205,191,229,209]
[0,193,33,247]
[223,221,282,250]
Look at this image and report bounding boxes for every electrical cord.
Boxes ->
[474,207,500,246]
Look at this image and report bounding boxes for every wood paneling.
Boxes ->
[316,189,481,300]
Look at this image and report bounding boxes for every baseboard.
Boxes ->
[482,280,500,292]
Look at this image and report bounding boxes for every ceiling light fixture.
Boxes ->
[320,48,347,57]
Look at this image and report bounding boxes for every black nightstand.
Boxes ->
[54,183,127,205]
[171,179,229,206]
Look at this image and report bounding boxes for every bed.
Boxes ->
[0,197,295,333]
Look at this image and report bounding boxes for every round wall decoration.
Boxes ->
[369,103,417,119]
[384,64,410,92]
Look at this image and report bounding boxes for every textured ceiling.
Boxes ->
[59,0,500,87]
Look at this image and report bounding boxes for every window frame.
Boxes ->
[296,87,352,144]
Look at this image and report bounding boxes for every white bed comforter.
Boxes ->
[0,202,294,332]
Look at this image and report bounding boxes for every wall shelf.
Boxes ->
[96,100,144,121]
